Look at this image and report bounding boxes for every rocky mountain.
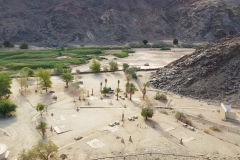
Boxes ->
[150,34,240,107]
[0,0,240,46]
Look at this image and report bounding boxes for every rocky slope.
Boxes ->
[0,0,240,46]
[150,34,240,107]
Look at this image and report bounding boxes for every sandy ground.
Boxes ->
[72,48,194,73]
[1,48,240,160]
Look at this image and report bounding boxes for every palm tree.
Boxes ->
[125,76,131,98]
[128,83,137,101]
[36,121,47,138]
[116,88,121,100]
[105,79,108,87]
[142,82,149,100]
[118,80,120,89]
[100,82,103,92]
[36,103,45,117]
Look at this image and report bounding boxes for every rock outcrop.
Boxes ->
[0,0,240,46]
[150,34,240,107]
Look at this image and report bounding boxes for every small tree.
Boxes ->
[109,61,118,71]
[123,63,129,72]
[36,68,52,92]
[18,140,58,160]
[141,108,153,120]
[20,42,28,49]
[125,67,137,79]
[21,67,34,77]
[0,100,17,116]
[54,64,64,75]
[0,73,12,100]
[101,87,111,96]
[3,40,14,48]
[142,40,148,45]
[36,121,47,138]
[61,72,73,88]
[90,59,101,72]
[173,38,179,45]
[36,103,45,117]
[18,70,28,93]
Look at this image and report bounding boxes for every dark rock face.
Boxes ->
[150,34,240,107]
[0,0,240,46]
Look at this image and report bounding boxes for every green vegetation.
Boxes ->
[0,73,12,100]
[173,38,179,45]
[36,121,47,138]
[21,67,34,76]
[36,103,45,117]
[0,100,17,116]
[61,72,73,88]
[109,61,118,71]
[0,46,129,71]
[90,59,101,72]
[155,92,167,101]
[20,42,29,49]
[36,68,52,92]
[18,140,58,160]
[141,108,154,120]
[126,83,137,100]
[101,87,111,96]
[142,40,148,45]
[122,63,129,72]
[113,52,129,58]
[175,112,193,126]
[160,47,171,50]
[3,40,14,48]
[125,67,138,79]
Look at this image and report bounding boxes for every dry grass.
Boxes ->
[182,118,193,126]
[210,125,221,132]
[204,129,210,134]
[198,114,203,118]
[160,110,168,115]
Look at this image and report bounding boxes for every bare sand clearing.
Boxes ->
[72,48,194,72]
[1,48,240,159]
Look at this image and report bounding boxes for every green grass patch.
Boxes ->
[0,46,128,71]
[113,52,129,58]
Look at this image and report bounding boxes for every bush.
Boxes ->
[198,114,203,118]
[76,69,81,74]
[142,40,148,45]
[160,110,168,115]
[125,67,137,79]
[155,92,167,101]
[210,125,221,132]
[103,66,108,71]
[109,61,118,71]
[161,47,171,50]
[3,40,14,48]
[90,59,101,72]
[0,100,17,116]
[173,38,179,45]
[123,63,129,72]
[21,67,34,76]
[204,129,210,134]
[101,87,111,95]
[141,108,154,120]
[20,43,29,49]
[175,112,186,121]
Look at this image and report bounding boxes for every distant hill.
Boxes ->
[0,0,240,46]
[150,34,240,107]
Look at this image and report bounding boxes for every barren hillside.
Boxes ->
[0,0,240,46]
[150,34,240,107]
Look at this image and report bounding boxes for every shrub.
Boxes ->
[198,114,203,118]
[125,67,137,79]
[204,129,210,134]
[175,112,186,121]
[20,43,29,49]
[210,125,221,132]
[21,67,34,77]
[160,110,168,115]
[142,40,148,45]
[89,59,101,72]
[109,61,118,71]
[3,40,14,48]
[161,47,171,50]
[123,63,129,72]
[173,38,179,45]
[101,87,111,95]
[155,92,167,101]
[144,63,149,66]
[76,69,81,74]
[0,100,17,116]
[103,66,108,71]
[141,108,154,120]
